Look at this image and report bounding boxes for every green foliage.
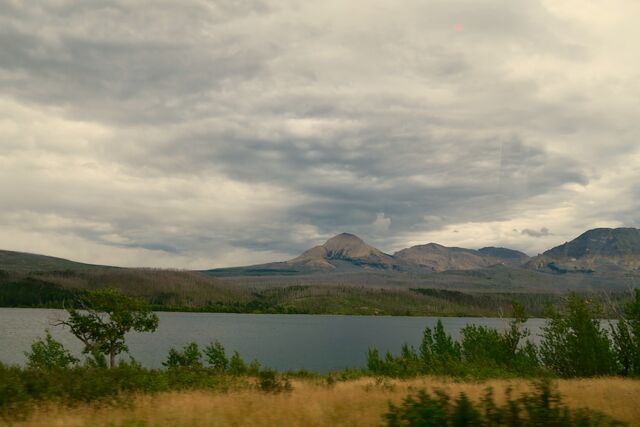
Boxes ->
[163,343,203,369]
[0,279,82,308]
[384,380,625,427]
[369,304,539,378]
[257,368,292,393]
[611,289,640,376]
[540,295,616,377]
[0,363,237,418]
[60,288,159,368]
[204,340,228,372]
[459,304,539,376]
[229,351,247,375]
[24,330,78,370]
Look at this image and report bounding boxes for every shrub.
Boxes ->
[369,303,539,378]
[611,289,640,376]
[25,331,79,370]
[204,340,228,372]
[163,343,203,369]
[229,351,247,375]
[540,295,616,377]
[257,368,292,393]
[384,380,625,426]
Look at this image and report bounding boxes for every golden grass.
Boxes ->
[5,377,640,427]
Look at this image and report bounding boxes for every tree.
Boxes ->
[25,330,78,369]
[611,289,640,375]
[58,288,158,368]
[204,340,228,372]
[163,342,203,369]
[540,294,615,377]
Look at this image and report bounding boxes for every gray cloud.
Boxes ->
[0,0,638,267]
[521,228,551,238]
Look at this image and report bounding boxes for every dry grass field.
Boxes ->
[5,377,639,427]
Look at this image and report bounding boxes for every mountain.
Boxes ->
[287,233,398,271]
[0,250,107,272]
[527,227,640,273]
[478,247,530,263]
[209,234,531,275]
[393,244,528,272]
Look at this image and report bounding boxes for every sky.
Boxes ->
[1,0,639,269]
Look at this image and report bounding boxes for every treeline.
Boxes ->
[1,269,636,317]
[368,292,640,378]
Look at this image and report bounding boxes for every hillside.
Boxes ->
[209,234,530,275]
[527,228,640,273]
[393,243,528,272]
[287,233,398,271]
[0,250,106,272]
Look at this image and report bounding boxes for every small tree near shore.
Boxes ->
[57,288,158,368]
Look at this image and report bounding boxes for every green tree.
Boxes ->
[540,295,615,377]
[57,288,158,368]
[229,351,247,374]
[503,301,529,355]
[25,330,78,369]
[163,342,203,369]
[611,289,640,375]
[204,340,228,372]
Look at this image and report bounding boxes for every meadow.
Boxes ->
[4,377,639,427]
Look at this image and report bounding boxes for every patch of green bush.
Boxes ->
[257,368,292,393]
[25,330,79,370]
[369,293,640,378]
[384,380,626,427]
[0,362,239,419]
[368,302,541,378]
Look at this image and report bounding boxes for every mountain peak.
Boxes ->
[287,233,396,270]
[544,227,640,259]
[527,227,640,273]
[323,233,367,253]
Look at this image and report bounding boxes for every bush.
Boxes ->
[368,303,539,378]
[611,289,640,376]
[163,343,203,369]
[24,331,79,370]
[540,295,616,377]
[257,368,292,393]
[204,340,228,372]
[229,351,247,375]
[384,380,625,426]
[0,363,236,418]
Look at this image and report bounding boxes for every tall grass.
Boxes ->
[3,378,639,427]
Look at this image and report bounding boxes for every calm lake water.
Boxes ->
[0,308,547,372]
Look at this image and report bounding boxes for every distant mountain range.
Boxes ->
[209,227,640,276]
[526,227,640,273]
[1,227,639,277]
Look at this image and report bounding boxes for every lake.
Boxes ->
[0,308,547,372]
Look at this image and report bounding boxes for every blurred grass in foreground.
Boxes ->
[2,377,638,427]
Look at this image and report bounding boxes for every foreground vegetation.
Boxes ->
[2,377,638,427]
[368,292,640,378]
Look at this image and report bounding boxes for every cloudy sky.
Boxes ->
[1,0,639,268]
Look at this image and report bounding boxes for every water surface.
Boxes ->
[0,308,546,372]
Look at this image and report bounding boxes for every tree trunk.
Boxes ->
[110,351,115,369]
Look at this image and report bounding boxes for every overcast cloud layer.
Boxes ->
[1,0,639,268]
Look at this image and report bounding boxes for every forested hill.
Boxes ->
[0,250,107,272]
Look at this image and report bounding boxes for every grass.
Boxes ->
[4,377,639,427]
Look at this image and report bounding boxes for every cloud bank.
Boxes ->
[1,0,639,267]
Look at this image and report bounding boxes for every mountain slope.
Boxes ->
[478,247,529,263]
[394,243,507,272]
[287,233,398,271]
[527,227,640,272]
[0,250,108,272]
